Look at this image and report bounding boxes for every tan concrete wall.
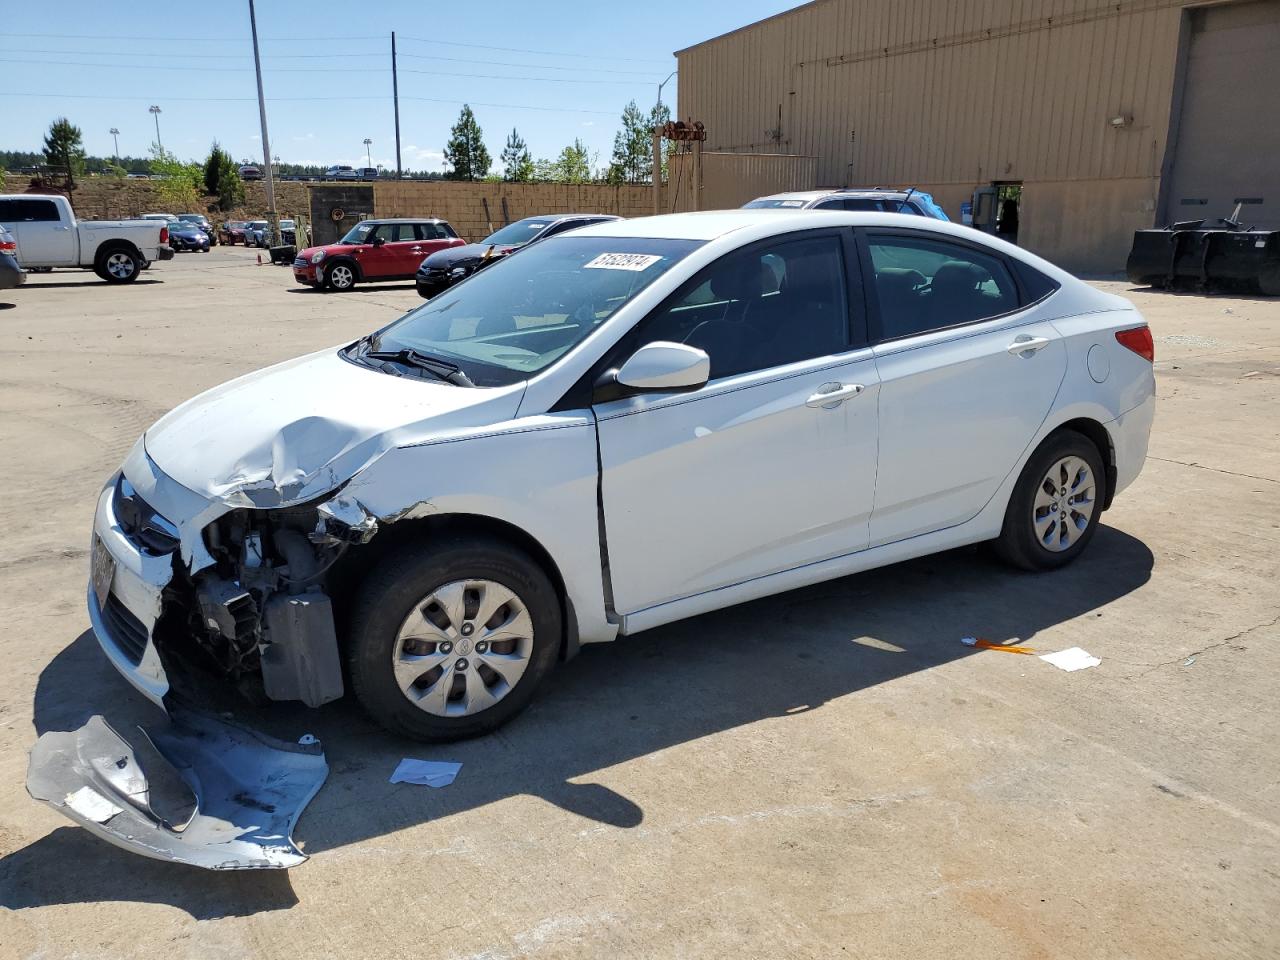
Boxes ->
[0,172,310,221]
[370,181,656,242]
[668,152,818,211]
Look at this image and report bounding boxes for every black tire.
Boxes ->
[96,246,141,283]
[347,536,561,741]
[993,429,1107,571]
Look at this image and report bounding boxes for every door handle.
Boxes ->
[806,382,865,408]
[1007,335,1051,356]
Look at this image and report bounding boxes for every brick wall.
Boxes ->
[0,173,310,221]
[370,181,656,242]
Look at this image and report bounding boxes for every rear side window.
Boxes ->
[868,234,1019,340]
[1012,259,1061,304]
[16,200,61,222]
[418,223,450,240]
[0,199,18,221]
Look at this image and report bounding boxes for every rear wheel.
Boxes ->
[347,537,560,741]
[994,430,1106,571]
[96,247,141,283]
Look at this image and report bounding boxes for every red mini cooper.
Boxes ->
[294,217,465,292]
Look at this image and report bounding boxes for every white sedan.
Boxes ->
[88,210,1155,741]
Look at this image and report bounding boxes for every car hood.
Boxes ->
[144,347,525,508]
[298,242,362,260]
[420,243,517,271]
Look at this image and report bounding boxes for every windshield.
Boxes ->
[483,219,553,246]
[339,222,377,244]
[743,198,811,209]
[178,215,204,223]
[362,235,701,387]
[280,220,295,229]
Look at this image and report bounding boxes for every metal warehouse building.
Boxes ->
[675,0,1280,272]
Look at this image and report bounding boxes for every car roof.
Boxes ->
[357,217,449,224]
[758,189,921,202]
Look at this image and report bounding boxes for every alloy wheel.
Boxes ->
[106,252,136,279]
[1033,455,1096,552]
[392,579,534,717]
[328,264,354,289]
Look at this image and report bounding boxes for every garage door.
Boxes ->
[1163,0,1280,229]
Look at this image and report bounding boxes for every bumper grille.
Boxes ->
[103,593,148,665]
[293,257,308,269]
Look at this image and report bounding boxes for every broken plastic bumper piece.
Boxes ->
[26,708,327,870]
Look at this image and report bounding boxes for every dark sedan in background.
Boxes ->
[167,221,211,252]
[415,213,621,298]
[178,214,216,245]
[220,220,248,245]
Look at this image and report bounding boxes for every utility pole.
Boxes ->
[248,0,280,246]
[109,127,120,162]
[392,32,402,179]
[653,72,676,216]
[148,106,162,152]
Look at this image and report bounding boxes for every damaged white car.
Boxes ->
[83,210,1155,744]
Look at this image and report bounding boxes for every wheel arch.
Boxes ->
[326,256,363,282]
[94,239,143,270]
[1042,417,1117,510]
[341,511,579,661]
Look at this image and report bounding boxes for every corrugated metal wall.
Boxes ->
[677,0,1187,188]
[667,151,818,210]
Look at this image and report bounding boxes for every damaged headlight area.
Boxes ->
[169,494,379,710]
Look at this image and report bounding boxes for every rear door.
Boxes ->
[409,222,460,273]
[10,198,75,265]
[860,228,1066,546]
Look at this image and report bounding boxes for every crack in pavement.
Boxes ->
[1146,455,1279,485]
[1123,612,1280,679]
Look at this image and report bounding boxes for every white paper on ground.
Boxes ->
[389,759,462,788]
[1040,647,1101,672]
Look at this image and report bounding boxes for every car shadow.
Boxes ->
[286,284,419,295]
[20,280,164,289]
[0,302,15,310]
[1125,284,1278,302]
[2,526,1152,916]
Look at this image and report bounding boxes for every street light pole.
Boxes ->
[247,0,280,247]
[109,127,120,161]
[363,138,373,167]
[657,70,677,109]
[148,106,162,152]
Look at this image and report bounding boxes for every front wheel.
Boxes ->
[322,262,356,291]
[347,538,561,741]
[994,430,1106,571]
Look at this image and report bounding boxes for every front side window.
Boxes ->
[633,233,852,380]
[372,223,415,242]
[868,234,1019,340]
[364,236,701,386]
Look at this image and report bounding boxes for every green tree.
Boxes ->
[554,139,594,183]
[200,142,244,211]
[444,104,490,181]
[606,100,653,184]
[650,102,673,181]
[43,117,87,190]
[500,127,534,182]
[148,143,203,210]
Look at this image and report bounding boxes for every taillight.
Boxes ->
[160,226,168,243]
[1115,325,1154,363]
[0,238,15,255]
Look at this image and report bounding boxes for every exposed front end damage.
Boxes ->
[26,709,328,870]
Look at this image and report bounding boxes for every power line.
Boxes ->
[396,53,658,76]
[397,35,671,64]
[398,67,641,86]
[0,90,618,115]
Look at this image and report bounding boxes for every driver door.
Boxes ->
[358,223,400,279]
[594,230,880,616]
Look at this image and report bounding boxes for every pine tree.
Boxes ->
[607,100,652,184]
[43,117,86,190]
[444,105,491,181]
[553,139,593,183]
[203,142,225,196]
[500,128,534,182]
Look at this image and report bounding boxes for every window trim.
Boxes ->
[857,226,1041,346]
[566,227,867,405]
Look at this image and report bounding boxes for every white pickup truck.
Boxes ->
[0,194,174,283]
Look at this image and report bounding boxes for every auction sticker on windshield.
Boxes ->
[583,253,664,271]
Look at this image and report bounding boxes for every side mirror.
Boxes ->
[598,341,709,401]
[371,236,385,247]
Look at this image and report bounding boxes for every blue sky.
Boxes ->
[2,0,801,174]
